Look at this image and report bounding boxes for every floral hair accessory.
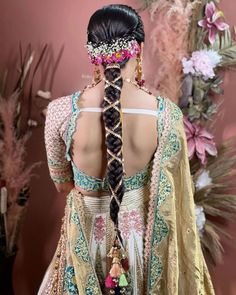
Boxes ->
[85,37,141,65]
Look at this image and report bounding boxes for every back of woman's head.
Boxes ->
[87,4,145,53]
[86,5,145,247]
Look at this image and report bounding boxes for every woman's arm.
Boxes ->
[44,98,74,194]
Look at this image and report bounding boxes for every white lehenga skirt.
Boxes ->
[38,184,150,295]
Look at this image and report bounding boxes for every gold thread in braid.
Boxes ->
[103,96,120,104]
[103,101,120,113]
[112,76,122,84]
[105,124,122,138]
[110,191,121,206]
[112,120,121,131]
[104,128,122,141]
[107,151,122,163]
[119,90,125,176]
[103,100,119,109]
[104,75,121,86]
[104,105,120,114]
[105,80,121,91]
[107,150,122,165]
[104,70,122,91]
[105,127,122,140]
[103,101,120,112]
[104,76,121,84]
[107,151,122,164]
[105,63,121,70]
[114,178,123,193]
[103,64,124,221]
[107,151,123,165]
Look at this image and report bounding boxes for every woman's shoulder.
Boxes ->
[46,90,82,117]
[45,91,81,135]
[47,93,73,114]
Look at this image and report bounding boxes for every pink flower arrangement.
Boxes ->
[182,49,221,79]
[86,38,141,65]
[198,1,229,44]
[183,116,217,165]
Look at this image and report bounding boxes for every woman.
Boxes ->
[38,4,215,295]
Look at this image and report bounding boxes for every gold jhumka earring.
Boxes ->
[135,53,145,87]
[92,64,102,84]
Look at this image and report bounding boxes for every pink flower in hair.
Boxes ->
[198,1,229,44]
[86,37,141,65]
[183,116,217,165]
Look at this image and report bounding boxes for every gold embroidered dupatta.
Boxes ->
[39,97,215,295]
[144,97,215,294]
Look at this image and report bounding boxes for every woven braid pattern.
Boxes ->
[102,65,125,229]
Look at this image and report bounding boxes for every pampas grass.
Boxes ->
[0,93,40,254]
[149,0,199,102]
[0,44,48,257]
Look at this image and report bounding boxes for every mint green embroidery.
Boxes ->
[72,212,90,263]
[51,175,72,184]
[72,160,152,192]
[162,132,180,162]
[71,162,108,191]
[157,170,172,206]
[65,91,81,161]
[149,169,171,290]
[150,254,163,288]
[64,266,79,294]
[157,96,165,138]
[71,211,101,294]
[48,158,63,167]
[170,101,183,123]
[152,210,169,245]
[124,163,152,191]
[85,273,101,295]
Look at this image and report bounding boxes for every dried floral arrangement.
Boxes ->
[181,0,236,265]
[142,0,236,265]
[0,44,51,258]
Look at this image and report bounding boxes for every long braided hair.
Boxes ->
[87,4,145,240]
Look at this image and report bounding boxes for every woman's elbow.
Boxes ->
[55,182,74,195]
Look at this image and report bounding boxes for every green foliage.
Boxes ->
[216,28,236,67]
[180,75,223,121]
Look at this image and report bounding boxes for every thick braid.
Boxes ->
[102,64,125,239]
[86,5,146,290]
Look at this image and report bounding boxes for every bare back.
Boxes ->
[71,81,159,182]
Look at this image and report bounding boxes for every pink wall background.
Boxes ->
[0,0,235,294]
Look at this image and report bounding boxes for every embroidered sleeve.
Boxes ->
[44,97,73,184]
